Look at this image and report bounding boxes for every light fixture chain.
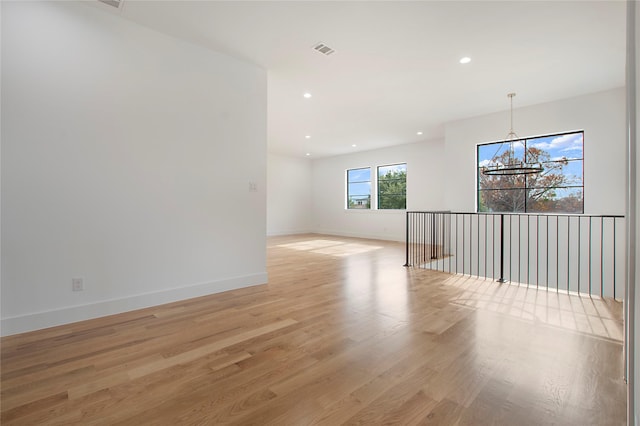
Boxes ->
[480,92,543,177]
[510,93,514,133]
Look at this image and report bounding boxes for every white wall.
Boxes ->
[1,2,267,335]
[267,153,312,235]
[311,140,446,241]
[308,88,624,243]
[445,88,626,214]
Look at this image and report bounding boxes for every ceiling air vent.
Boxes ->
[98,0,123,9]
[313,43,335,56]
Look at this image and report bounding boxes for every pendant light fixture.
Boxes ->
[481,93,544,176]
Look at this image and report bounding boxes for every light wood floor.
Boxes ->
[1,234,626,425]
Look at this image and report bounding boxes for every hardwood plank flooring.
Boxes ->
[1,234,626,425]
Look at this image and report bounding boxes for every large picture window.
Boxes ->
[347,167,371,209]
[477,131,584,213]
[378,163,407,209]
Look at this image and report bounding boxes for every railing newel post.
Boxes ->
[498,213,505,283]
[403,211,410,267]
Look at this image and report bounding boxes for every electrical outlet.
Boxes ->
[72,278,84,292]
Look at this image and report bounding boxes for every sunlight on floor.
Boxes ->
[442,274,623,342]
[276,239,383,257]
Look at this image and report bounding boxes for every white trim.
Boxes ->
[267,229,313,236]
[626,1,636,424]
[0,273,267,336]
[313,229,404,242]
[343,209,405,214]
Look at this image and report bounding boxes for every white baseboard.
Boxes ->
[313,229,404,242]
[266,229,313,236]
[267,228,404,242]
[1,272,268,336]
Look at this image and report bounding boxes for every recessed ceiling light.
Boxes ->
[305,153,311,156]
[305,135,311,139]
[417,131,423,135]
[352,144,357,147]
[303,93,312,99]
[459,57,471,64]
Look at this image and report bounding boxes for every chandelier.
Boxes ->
[481,93,544,176]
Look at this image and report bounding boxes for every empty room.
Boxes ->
[3,1,640,425]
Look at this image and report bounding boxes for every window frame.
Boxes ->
[377,163,407,210]
[476,130,584,214]
[346,167,372,210]
[345,162,408,211]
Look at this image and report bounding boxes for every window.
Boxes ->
[347,167,371,209]
[378,163,407,209]
[477,131,584,213]
[346,163,407,210]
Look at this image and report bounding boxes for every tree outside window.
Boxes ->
[477,131,583,213]
[378,163,407,209]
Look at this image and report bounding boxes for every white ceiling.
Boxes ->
[97,0,626,158]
